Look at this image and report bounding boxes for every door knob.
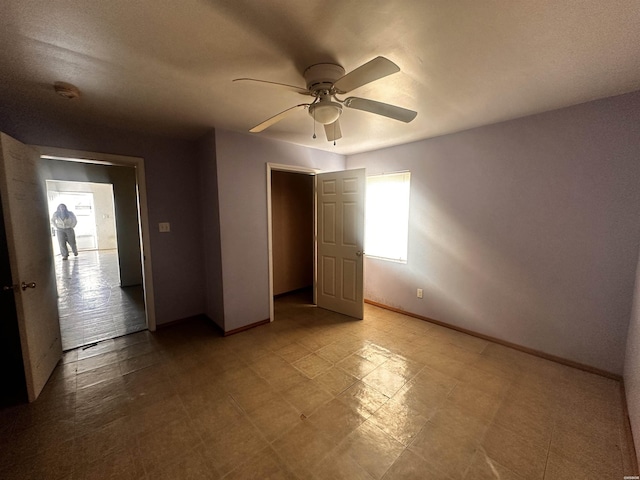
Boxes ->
[21,282,36,291]
[356,251,362,257]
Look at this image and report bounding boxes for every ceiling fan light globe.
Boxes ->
[309,102,342,125]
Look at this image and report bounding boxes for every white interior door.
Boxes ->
[316,168,365,319]
[0,132,62,401]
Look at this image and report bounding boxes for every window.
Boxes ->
[365,171,410,262]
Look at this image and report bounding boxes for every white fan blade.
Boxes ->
[333,57,400,93]
[249,104,308,132]
[233,78,310,95]
[324,120,342,142]
[344,97,417,123]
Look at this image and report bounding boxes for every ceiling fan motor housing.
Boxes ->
[304,63,345,93]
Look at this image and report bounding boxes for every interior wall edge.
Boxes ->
[365,298,621,380]
[624,238,640,463]
[223,318,270,337]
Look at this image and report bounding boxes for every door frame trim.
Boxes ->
[266,163,320,322]
[34,146,157,331]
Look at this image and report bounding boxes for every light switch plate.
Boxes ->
[159,222,171,233]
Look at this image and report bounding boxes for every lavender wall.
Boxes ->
[0,109,205,325]
[347,91,640,375]
[625,257,640,460]
[214,129,345,331]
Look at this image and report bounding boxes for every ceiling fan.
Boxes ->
[233,56,417,142]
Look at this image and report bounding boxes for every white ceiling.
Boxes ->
[1,0,639,155]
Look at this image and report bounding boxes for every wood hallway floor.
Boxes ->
[55,249,146,351]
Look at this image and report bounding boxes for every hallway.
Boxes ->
[56,249,146,350]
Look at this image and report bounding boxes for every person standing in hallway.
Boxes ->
[51,203,78,260]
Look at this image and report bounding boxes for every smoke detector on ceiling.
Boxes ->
[54,81,81,100]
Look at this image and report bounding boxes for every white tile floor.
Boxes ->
[0,289,636,479]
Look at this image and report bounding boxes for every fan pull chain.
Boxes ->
[312,108,316,139]
[333,122,336,146]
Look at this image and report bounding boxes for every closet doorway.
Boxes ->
[268,165,316,320]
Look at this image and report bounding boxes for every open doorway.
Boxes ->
[268,163,366,321]
[46,180,146,350]
[37,146,156,350]
[272,170,315,313]
[267,164,318,321]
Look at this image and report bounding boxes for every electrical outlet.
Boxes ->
[158,222,171,233]
[417,288,423,299]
